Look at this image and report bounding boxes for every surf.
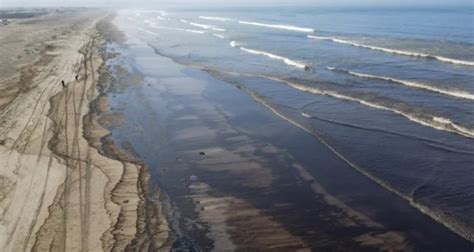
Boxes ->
[230,41,310,70]
[244,86,474,244]
[188,22,226,32]
[309,36,474,67]
[327,67,474,101]
[250,75,474,139]
[199,16,233,22]
[239,20,315,33]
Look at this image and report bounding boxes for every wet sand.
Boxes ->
[0,10,170,251]
[102,29,473,250]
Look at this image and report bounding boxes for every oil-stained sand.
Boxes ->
[103,37,472,250]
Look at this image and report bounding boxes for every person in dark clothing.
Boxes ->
[61,80,65,88]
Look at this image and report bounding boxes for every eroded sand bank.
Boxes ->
[0,10,170,251]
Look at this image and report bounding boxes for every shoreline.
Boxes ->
[0,8,472,251]
[90,18,173,249]
[149,40,474,245]
[101,13,473,248]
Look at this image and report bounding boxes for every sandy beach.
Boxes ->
[0,9,170,251]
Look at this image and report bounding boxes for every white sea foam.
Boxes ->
[189,22,208,28]
[230,42,309,69]
[212,34,224,39]
[156,16,166,20]
[327,67,474,101]
[188,22,226,32]
[199,16,233,22]
[259,75,474,138]
[240,47,309,69]
[309,36,474,67]
[243,87,474,243]
[301,112,312,118]
[185,29,206,34]
[239,21,315,33]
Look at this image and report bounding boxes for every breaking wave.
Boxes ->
[309,36,474,67]
[230,41,310,70]
[301,112,312,118]
[239,20,315,33]
[327,67,474,101]
[252,75,474,138]
[188,22,226,32]
[199,16,233,22]
[241,87,474,243]
[300,110,474,154]
[212,34,224,39]
[144,28,474,244]
[185,29,206,34]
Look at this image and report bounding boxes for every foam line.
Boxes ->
[255,75,474,138]
[188,22,226,32]
[230,41,309,70]
[199,16,233,22]
[327,67,474,100]
[309,36,474,67]
[239,20,315,33]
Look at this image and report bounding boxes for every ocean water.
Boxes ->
[112,6,474,244]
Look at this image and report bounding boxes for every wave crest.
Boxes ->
[188,22,226,32]
[199,16,233,22]
[327,67,474,100]
[254,75,474,138]
[230,41,310,70]
[239,21,315,33]
[309,36,474,67]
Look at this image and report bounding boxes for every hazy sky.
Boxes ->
[1,0,473,8]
